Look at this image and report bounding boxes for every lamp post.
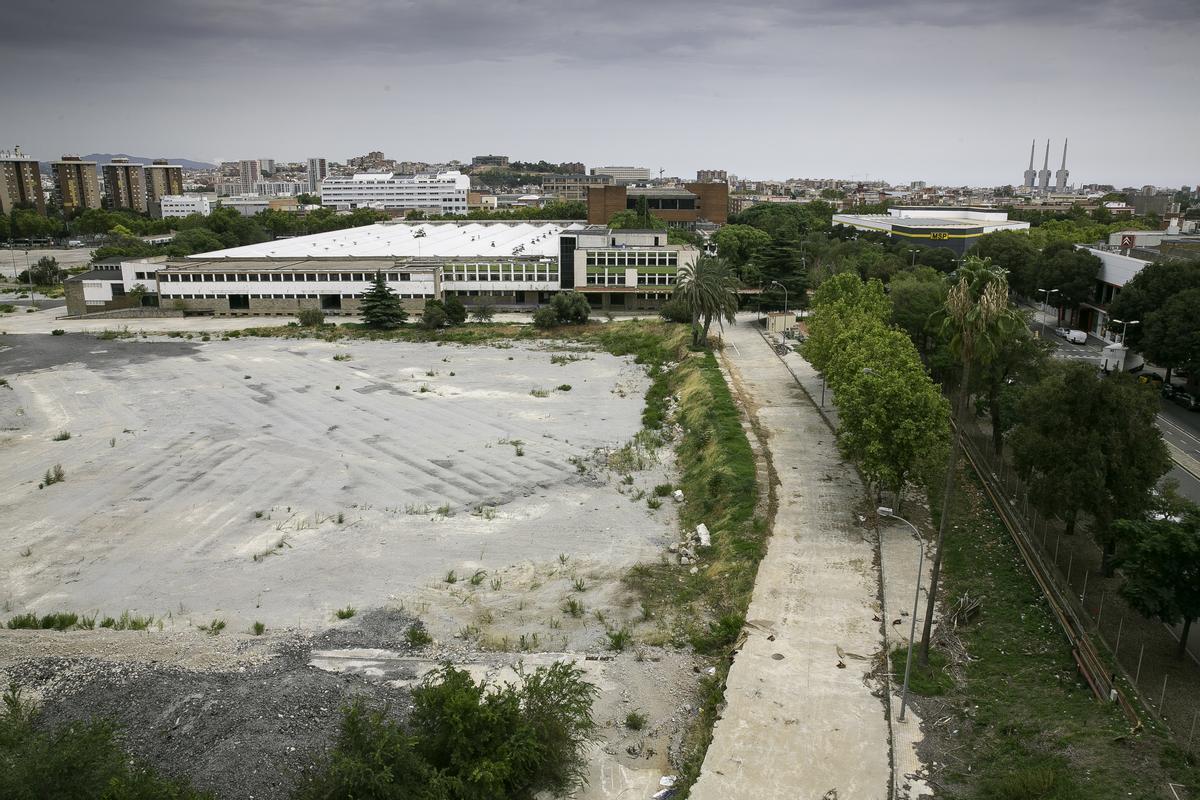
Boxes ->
[878,505,925,724]
[770,280,788,316]
[906,248,919,267]
[1037,287,1059,337]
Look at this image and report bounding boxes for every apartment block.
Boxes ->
[144,160,184,217]
[102,158,147,212]
[0,147,45,214]
[307,157,328,193]
[52,156,102,212]
[541,173,613,202]
[319,171,470,214]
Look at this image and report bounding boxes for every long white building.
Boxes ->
[63,221,698,317]
[319,171,470,215]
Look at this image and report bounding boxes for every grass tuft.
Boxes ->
[335,606,356,620]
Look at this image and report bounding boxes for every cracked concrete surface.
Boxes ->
[691,319,890,800]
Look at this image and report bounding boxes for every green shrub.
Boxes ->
[532,306,558,329]
[297,308,326,327]
[556,384,572,392]
[421,299,447,329]
[624,711,648,731]
[251,621,266,636]
[405,623,433,647]
[443,295,467,326]
[653,483,673,497]
[471,304,495,323]
[300,663,597,800]
[550,292,590,325]
[659,297,692,323]
[606,627,633,651]
[335,606,356,620]
[0,685,212,799]
[51,329,65,336]
[52,431,71,441]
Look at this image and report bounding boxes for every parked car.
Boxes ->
[1054,327,1088,344]
[1166,387,1200,411]
[1139,372,1165,389]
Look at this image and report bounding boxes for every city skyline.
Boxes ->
[2,0,1198,187]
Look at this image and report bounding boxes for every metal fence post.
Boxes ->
[1189,710,1197,746]
[1116,616,1124,656]
[1066,553,1074,588]
[1054,536,1061,565]
[1097,591,1106,628]
[1081,570,1088,604]
[1159,674,1168,710]
[1135,643,1145,686]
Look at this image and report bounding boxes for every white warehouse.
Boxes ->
[319,171,470,215]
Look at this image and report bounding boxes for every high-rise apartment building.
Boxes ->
[52,155,102,212]
[102,157,147,212]
[239,159,262,188]
[591,166,653,185]
[258,159,275,175]
[307,158,328,193]
[144,160,184,217]
[696,170,728,183]
[0,146,45,214]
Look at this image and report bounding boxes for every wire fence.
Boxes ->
[959,415,1200,750]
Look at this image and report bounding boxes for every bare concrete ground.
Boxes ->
[0,334,698,798]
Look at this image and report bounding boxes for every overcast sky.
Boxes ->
[2,0,1196,187]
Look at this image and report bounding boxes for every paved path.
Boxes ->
[692,320,890,800]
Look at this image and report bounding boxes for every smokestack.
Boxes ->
[1043,139,1050,170]
[1037,140,1052,192]
[1028,140,1036,171]
[1060,138,1068,170]
[1055,138,1070,193]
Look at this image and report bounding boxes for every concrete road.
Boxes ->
[692,319,890,799]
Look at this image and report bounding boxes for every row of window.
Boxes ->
[161,292,434,300]
[445,272,559,282]
[584,270,676,287]
[159,272,415,283]
[584,251,678,267]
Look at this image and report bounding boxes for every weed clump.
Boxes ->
[335,606,356,620]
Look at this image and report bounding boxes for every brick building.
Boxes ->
[587,183,729,226]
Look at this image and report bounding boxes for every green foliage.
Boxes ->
[443,295,467,326]
[673,255,739,348]
[1107,259,1200,354]
[549,292,590,324]
[42,463,65,487]
[888,645,952,696]
[969,231,1040,296]
[360,272,409,329]
[422,299,448,329]
[658,297,692,323]
[802,271,891,373]
[624,711,648,731]
[405,622,434,647]
[531,306,558,329]
[888,267,948,354]
[302,663,597,799]
[1035,242,1102,309]
[1011,364,1171,563]
[1114,506,1200,656]
[296,308,325,327]
[335,606,356,620]
[470,303,495,323]
[16,256,63,286]
[0,684,211,799]
[710,224,771,271]
[754,232,809,310]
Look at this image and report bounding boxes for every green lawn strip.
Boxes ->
[625,349,765,794]
[930,470,1200,798]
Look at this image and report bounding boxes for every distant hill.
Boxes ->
[38,153,217,170]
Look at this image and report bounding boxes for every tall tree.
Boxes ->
[803,272,891,373]
[919,257,1019,666]
[360,272,408,329]
[971,311,1050,454]
[673,255,739,348]
[1115,508,1200,657]
[755,231,809,310]
[1035,242,1102,312]
[1107,259,1200,351]
[1138,287,1200,381]
[711,224,771,278]
[1011,364,1171,571]
[888,267,947,356]
[824,319,950,508]
[970,231,1039,297]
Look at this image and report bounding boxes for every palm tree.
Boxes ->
[918,256,1020,666]
[674,255,740,348]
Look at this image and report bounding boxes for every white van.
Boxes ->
[1054,327,1088,344]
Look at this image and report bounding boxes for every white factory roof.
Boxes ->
[188,221,583,260]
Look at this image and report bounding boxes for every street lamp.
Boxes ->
[770,280,788,315]
[878,505,925,724]
[1037,287,1059,336]
[1109,317,1139,344]
[906,248,919,267]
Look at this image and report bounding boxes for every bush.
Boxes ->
[550,292,590,325]
[297,308,325,327]
[532,306,559,329]
[0,685,211,799]
[471,304,495,323]
[50,329,65,336]
[421,299,447,330]
[659,297,691,323]
[301,663,598,800]
[443,295,467,326]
